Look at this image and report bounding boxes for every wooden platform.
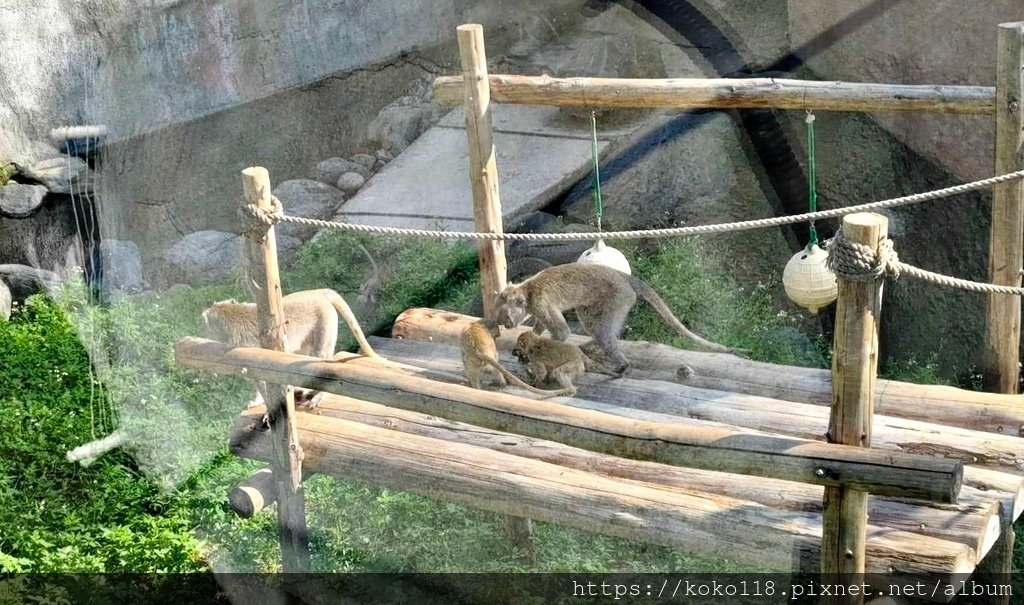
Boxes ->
[213,307,1024,596]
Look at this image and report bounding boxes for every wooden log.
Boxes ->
[66,430,127,466]
[302,393,1003,563]
[984,22,1024,395]
[392,308,1024,437]
[230,408,976,580]
[458,24,506,319]
[174,337,962,502]
[823,213,888,593]
[372,336,1024,494]
[227,469,321,518]
[240,167,310,573]
[432,74,996,115]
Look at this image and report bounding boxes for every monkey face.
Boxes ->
[512,332,537,361]
[496,288,528,328]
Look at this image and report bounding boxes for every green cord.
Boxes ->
[591,111,603,232]
[806,111,818,248]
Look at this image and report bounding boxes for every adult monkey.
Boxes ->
[495,263,741,374]
[201,289,378,408]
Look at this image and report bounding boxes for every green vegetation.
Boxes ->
[0,163,14,187]
[5,229,1013,576]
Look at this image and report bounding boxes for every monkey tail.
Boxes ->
[482,358,573,398]
[625,275,740,355]
[323,289,380,358]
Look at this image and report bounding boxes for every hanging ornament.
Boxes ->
[577,111,632,274]
[783,111,837,314]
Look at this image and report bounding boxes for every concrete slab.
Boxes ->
[437,104,641,139]
[334,118,618,231]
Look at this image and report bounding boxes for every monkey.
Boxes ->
[459,318,573,398]
[495,263,742,375]
[200,288,379,410]
[355,242,384,309]
[512,331,619,395]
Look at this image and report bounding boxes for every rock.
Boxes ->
[19,155,89,193]
[335,171,365,194]
[0,264,61,300]
[276,234,304,265]
[99,239,145,294]
[0,182,47,218]
[507,221,594,266]
[509,211,558,234]
[312,157,368,183]
[0,280,10,320]
[375,148,394,163]
[368,97,439,153]
[164,230,242,285]
[351,154,377,172]
[272,179,346,241]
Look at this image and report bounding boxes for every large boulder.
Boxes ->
[99,239,146,294]
[367,96,442,153]
[272,179,345,241]
[0,280,11,320]
[0,264,61,300]
[164,230,242,284]
[0,182,47,218]
[312,157,368,184]
[13,142,89,194]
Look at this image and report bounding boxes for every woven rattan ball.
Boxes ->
[783,243,837,314]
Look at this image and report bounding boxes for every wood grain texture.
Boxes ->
[457,25,507,318]
[392,308,1024,436]
[823,213,888,589]
[174,337,962,502]
[230,408,975,580]
[433,74,995,115]
[240,166,309,572]
[984,22,1024,395]
[295,393,1003,564]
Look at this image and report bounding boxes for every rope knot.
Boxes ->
[239,195,284,231]
[826,230,900,282]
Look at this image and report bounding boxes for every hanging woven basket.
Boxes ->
[577,239,632,274]
[783,243,837,314]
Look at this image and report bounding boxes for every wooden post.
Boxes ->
[822,213,888,603]
[458,24,507,319]
[240,167,310,573]
[984,22,1024,395]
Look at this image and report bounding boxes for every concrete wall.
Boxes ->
[0,0,582,158]
[787,0,1023,181]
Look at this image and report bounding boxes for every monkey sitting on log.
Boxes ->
[496,263,742,375]
[201,288,378,409]
[460,318,572,398]
[512,332,618,396]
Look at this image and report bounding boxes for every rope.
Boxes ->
[805,111,818,247]
[256,169,1024,242]
[590,111,603,232]
[827,230,1024,296]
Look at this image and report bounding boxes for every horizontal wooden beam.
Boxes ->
[231,407,976,579]
[175,337,962,502]
[432,74,996,115]
[300,394,1004,564]
[393,309,1024,437]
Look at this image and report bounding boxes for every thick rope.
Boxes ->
[827,230,1024,296]
[253,169,1024,242]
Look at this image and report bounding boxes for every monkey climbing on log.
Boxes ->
[496,263,742,375]
[460,319,573,398]
[200,289,378,409]
[512,332,619,396]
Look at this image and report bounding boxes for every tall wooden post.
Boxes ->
[823,213,888,603]
[240,167,310,573]
[458,24,507,319]
[984,22,1024,395]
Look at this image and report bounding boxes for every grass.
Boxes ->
[5,228,1017,578]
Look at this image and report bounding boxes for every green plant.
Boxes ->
[0,163,15,187]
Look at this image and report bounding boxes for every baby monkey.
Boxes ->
[512,332,616,396]
[460,319,572,398]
